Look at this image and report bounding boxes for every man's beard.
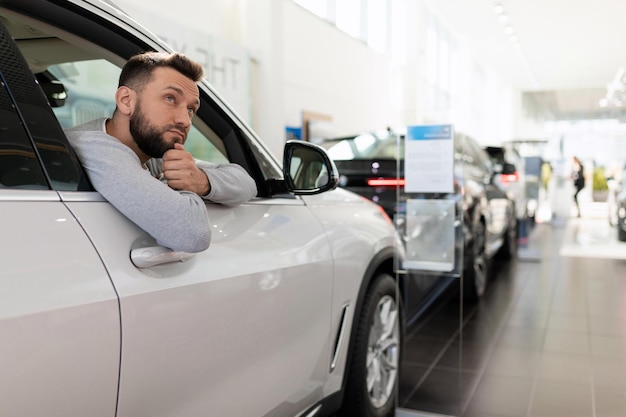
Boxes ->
[130,104,184,158]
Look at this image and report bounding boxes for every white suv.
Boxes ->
[0,1,403,416]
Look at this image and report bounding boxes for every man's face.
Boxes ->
[130,101,179,158]
[129,66,200,158]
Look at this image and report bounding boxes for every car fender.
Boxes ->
[301,188,404,398]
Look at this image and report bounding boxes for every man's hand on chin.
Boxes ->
[162,143,211,195]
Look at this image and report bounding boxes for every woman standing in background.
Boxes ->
[572,156,585,217]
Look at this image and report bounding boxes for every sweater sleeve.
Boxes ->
[66,123,211,253]
[146,158,257,205]
[196,160,257,206]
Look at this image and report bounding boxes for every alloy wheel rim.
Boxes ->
[366,295,399,408]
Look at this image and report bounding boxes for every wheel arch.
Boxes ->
[339,245,405,402]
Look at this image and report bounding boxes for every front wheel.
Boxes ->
[340,273,401,417]
[463,220,489,301]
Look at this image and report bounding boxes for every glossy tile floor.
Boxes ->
[397,185,626,417]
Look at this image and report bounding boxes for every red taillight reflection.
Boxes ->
[501,173,519,184]
[367,178,405,187]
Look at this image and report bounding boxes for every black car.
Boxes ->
[322,129,518,300]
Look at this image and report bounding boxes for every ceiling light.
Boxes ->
[493,1,540,88]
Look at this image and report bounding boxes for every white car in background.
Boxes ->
[0,1,404,416]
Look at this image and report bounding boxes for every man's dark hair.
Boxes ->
[118,51,204,91]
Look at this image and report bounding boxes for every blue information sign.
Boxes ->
[404,124,454,193]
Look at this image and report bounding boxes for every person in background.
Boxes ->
[572,156,585,217]
[541,161,552,194]
[65,51,257,253]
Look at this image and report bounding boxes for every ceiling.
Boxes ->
[421,0,626,121]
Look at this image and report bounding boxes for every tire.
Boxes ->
[463,220,489,301]
[340,273,401,417]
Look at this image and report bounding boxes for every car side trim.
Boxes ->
[296,404,322,417]
[0,189,60,201]
[58,191,107,202]
[330,302,350,372]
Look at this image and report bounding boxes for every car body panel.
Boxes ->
[62,194,334,416]
[300,188,400,395]
[486,197,512,254]
[0,192,120,417]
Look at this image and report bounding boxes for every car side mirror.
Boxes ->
[282,140,339,195]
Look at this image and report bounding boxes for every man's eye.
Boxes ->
[165,95,175,102]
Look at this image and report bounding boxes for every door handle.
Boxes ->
[130,246,195,268]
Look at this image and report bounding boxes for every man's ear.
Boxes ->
[115,86,135,116]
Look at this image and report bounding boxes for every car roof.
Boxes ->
[0,0,162,72]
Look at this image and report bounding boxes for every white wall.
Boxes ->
[114,0,521,156]
[282,2,397,137]
[115,0,246,43]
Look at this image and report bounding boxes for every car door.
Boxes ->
[0,22,120,416]
[70,199,335,417]
[13,11,334,417]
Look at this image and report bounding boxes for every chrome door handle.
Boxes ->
[130,246,195,268]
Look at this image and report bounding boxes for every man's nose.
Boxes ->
[174,105,192,127]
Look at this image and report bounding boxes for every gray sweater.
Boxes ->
[65,118,257,253]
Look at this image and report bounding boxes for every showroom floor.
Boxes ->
[397,187,626,416]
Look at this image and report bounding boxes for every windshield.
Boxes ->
[322,130,403,160]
